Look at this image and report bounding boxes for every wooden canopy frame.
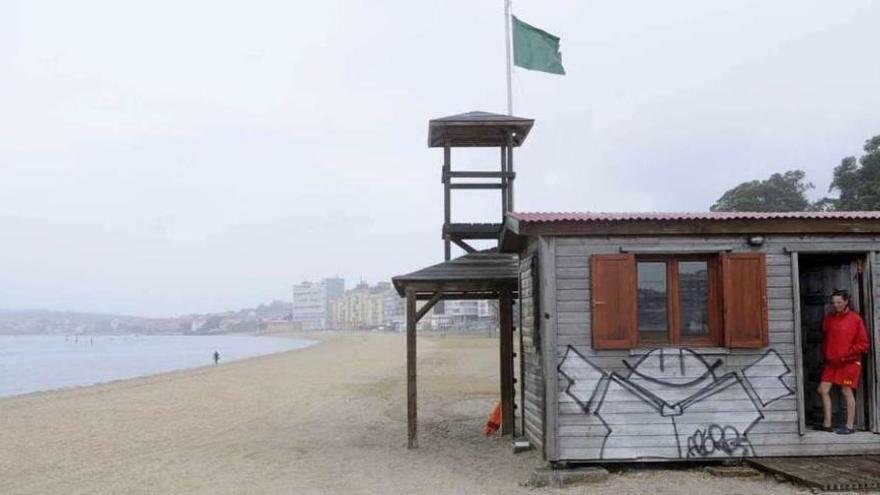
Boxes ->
[392,252,519,449]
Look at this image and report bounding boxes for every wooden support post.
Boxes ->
[506,132,514,212]
[415,292,442,322]
[450,237,477,254]
[791,251,806,436]
[500,145,508,218]
[518,260,526,436]
[868,251,880,433]
[406,289,418,448]
[443,144,451,261]
[499,287,515,436]
[539,237,559,460]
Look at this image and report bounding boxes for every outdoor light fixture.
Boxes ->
[747,235,765,246]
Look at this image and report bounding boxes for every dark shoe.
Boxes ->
[834,427,855,435]
[812,425,834,432]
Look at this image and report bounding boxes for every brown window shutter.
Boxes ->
[721,252,769,348]
[591,254,637,349]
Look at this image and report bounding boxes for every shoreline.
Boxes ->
[0,329,462,403]
[0,333,319,402]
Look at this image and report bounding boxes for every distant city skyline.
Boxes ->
[1,273,390,318]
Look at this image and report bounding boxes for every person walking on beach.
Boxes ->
[816,290,869,434]
[213,351,220,365]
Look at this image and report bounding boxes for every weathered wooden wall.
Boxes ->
[540,234,880,462]
[518,239,544,452]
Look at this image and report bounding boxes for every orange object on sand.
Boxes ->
[484,401,502,436]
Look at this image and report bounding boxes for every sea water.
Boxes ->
[0,334,315,398]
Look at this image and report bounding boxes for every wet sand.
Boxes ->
[0,332,806,494]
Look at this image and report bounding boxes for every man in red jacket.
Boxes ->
[817,290,870,434]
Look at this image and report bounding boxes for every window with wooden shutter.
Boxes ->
[635,255,722,347]
[591,254,637,349]
[721,252,769,348]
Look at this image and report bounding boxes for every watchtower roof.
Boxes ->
[428,111,534,148]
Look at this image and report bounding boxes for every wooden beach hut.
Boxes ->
[502,211,880,463]
[393,112,880,464]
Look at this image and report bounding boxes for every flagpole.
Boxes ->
[504,0,513,115]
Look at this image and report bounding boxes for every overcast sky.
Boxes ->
[1,1,879,317]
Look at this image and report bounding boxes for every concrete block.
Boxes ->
[528,466,609,488]
[512,439,531,454]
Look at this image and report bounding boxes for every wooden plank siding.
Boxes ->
[545,234,880,462]
[539,237,559,460]
[518,240,544,452]
[872,251,880,433]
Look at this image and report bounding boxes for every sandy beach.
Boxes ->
[0,332,806,494]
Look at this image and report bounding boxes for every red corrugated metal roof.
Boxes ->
[508,211,880,223]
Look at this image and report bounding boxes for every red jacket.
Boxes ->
[822,309,870,367]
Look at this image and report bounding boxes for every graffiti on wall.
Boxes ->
[557,346,794,460]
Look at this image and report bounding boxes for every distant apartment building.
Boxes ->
[332,281,394,329]
[383,289,405,331]
[430,299,496,331]
[291,277,345,330]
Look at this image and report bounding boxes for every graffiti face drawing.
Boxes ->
[558,347,794,460]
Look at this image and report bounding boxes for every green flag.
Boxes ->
[511,15,566,75]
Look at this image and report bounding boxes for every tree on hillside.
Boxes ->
[823,135,880,211]
[710,170,814,212]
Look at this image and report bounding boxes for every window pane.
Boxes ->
[679,261,710,338]
[638,262,668,342]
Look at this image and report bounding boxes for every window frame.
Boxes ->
[635,254,722,347]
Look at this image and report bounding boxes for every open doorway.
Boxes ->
[799,253,873,431]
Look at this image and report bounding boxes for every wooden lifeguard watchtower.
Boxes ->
[392,111,534,449]
[429,111,534,260]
